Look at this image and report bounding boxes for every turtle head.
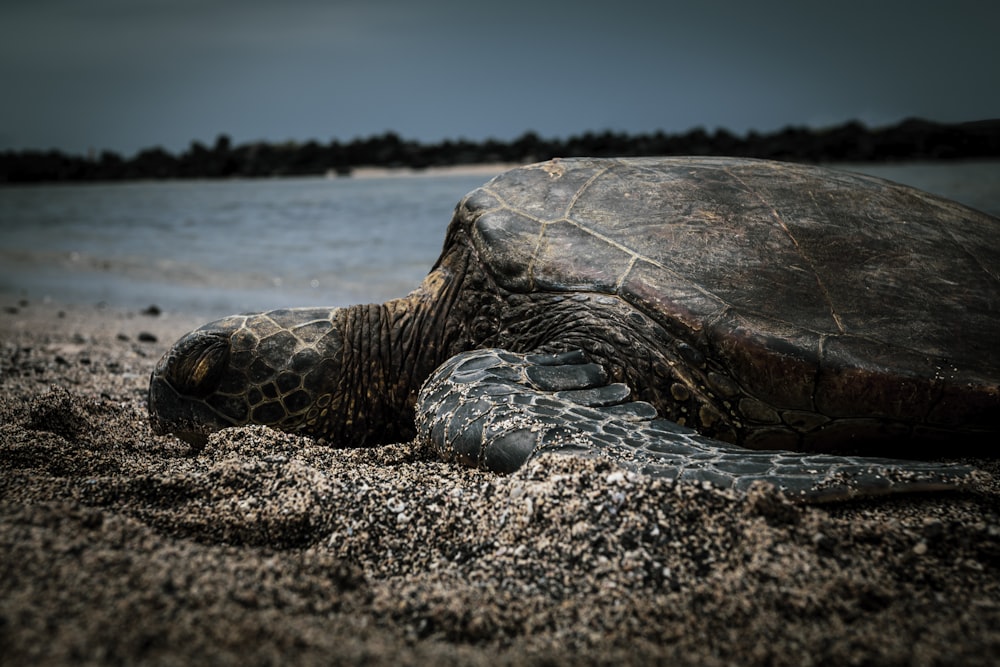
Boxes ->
[148,309,344,448]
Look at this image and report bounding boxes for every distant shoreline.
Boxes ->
[345,162,524,180]
[3,118,999,184]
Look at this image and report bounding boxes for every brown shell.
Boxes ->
[463,157,1000,435]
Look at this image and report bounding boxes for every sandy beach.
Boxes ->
[2,299,999,665]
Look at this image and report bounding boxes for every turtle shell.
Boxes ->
[461,157,1000,439]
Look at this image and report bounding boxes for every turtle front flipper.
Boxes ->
[416,349,981,502]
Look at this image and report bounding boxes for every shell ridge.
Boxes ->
[941,225,1000,285]
[615,255,638,293]
[723,166,847,334]
[572,222,729,310]
[562,164,613,219]
[478,184,550,291]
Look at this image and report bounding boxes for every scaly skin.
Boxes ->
[415,349,979,502]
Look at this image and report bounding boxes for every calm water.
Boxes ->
[1,161,998,317]
[0,172,493,315]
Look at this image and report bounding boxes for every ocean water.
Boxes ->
[0,172,492,315]
[1,161,998,318]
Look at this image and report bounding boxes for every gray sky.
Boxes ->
[2,0,998,156]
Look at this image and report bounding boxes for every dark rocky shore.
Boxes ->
[3,117,999,183]
[2,301,1000,665]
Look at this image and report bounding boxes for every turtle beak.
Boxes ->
[148,369,223,449]
[147,328,238,449]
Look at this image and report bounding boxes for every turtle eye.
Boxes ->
[165,331,231,398]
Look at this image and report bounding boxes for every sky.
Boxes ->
[2,0,999,157]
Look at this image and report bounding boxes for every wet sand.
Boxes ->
[2,300,999,665]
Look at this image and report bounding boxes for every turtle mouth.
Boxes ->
[170,430,210,450]
[147,369,234,449]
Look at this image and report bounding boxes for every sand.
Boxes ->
[2,299,999,666]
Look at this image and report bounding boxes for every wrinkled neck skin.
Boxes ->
[326,237,498,446]
[330,269,470,445]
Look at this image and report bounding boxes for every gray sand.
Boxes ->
[2,300,999,665]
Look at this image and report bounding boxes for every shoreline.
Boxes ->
[6,157,1000,189]
[2,299,1000,665]
[6,118,1000,185]
[343,162,525,180]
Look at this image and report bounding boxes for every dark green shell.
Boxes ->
[459,157,1000,442]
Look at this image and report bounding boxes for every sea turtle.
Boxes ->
[148,157,1000,501]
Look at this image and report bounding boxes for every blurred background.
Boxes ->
[1,0,998,315]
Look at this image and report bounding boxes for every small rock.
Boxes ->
[137,332,158,343]
[605,471,626,485]
[812,532,837,554]
[386,498,407,513]
[142,304,162,317]
[922,518,945,539]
